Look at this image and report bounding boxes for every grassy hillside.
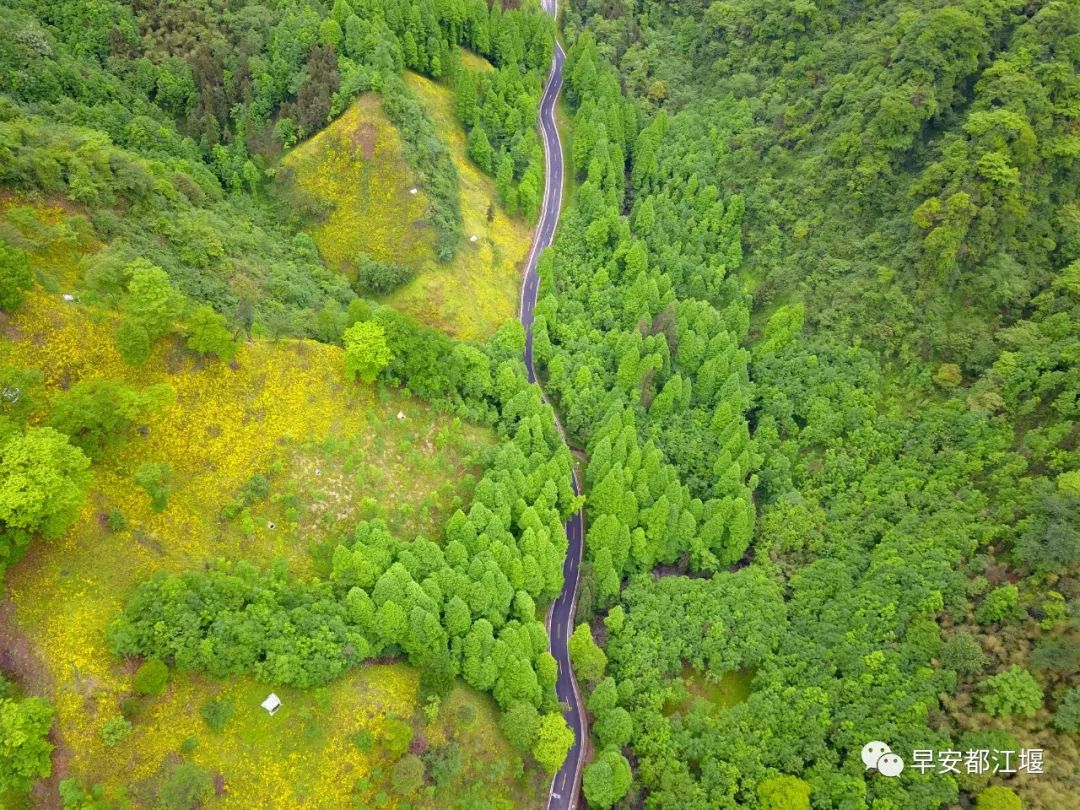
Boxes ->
[0,2,573,806]
[276,72,533,342]
[0,202,546,808]
[280,94,434,279]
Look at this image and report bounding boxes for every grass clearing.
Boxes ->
[278,94,433,274]
[662,666,755,717]
[386,71,532,341]
[276,74,533,341]
[52,664,541,809]
[458,47,495,73]
[0,207,537,807]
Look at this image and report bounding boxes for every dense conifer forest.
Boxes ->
[0,0,1077,808]
[545,1,1079,808]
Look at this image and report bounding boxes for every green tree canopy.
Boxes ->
[0,240,33,313]
[531,711,573,775]
[121,260,184,339]
[568,622,607,684]
[48,379,173,459]
[0,427,90,568]
[0,695,54,795]
[343,320,392,383]
[980,666,1044,718]
[582,748,632,809]
[185,305,237,362]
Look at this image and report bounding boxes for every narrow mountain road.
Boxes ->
[517,6,586,809]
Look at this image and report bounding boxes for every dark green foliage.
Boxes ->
[423,742,463,789]
[199,697,233,733]
[354,252,415,295]
[542,1,1080,804]
[450,27,552,213]
[566,0,1080,373]
[0,367,42,428]
[466,125,493,173]
[115,320,150,366]
[0,3,354,340]
[133,659,169,696]
[281,44,340,138]
[48,379,173,459]
[1054,686,1080,734]
[497,701,540,755]
[0,240,33,312]
[381,74,462,261]
[941,632,987,676]
[352,728,375,752]
[133,462,172,512]
[157,763,213,810]
[1016,493,1080,573]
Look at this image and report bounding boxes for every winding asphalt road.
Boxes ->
[517,5,586,809]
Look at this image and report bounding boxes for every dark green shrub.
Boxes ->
[354,252,415,295]
[199,697,234,733]
[157,763,212,810]
[390,754,425,796]
[133,659,169,696]
[352,728,374,752]
[105,508,127,532]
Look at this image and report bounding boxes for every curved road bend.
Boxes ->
[517,7,586,810]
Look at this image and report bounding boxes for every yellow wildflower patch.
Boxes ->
[277,73,533,342]
[384,72,533,342]
[281,94,433,274]
[457,47,495,74]
[0,276,539,804]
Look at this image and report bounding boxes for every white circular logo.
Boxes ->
[861,741,891,770]
[877,753,905,777]
[861,741,905,777]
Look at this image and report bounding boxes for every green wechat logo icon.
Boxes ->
[862,741,905,777]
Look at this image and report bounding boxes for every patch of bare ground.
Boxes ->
[0,591,68,809]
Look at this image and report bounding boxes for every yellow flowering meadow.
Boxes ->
[282,94,434,275]
[0,210,536,806]
[278,75,533,341]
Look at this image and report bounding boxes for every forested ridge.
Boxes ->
[540,0,1078,808]
[0,0,1077,808]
